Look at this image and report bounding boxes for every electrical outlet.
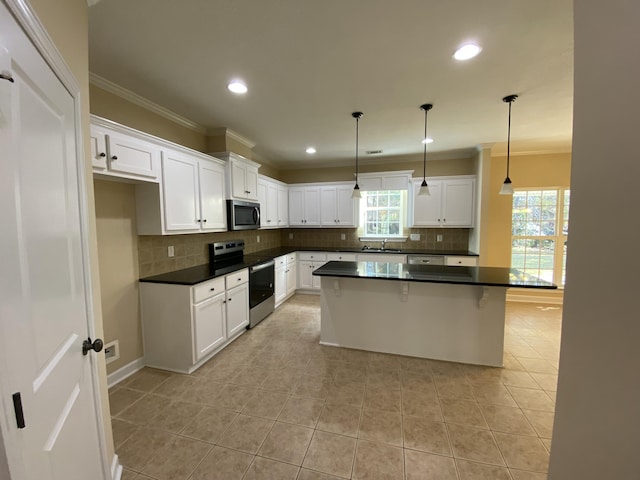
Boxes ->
[410,233,420,241]
[167,246,174,257]
[436,234,443,242]
[289,233,294,240]
[256,235,260,243]
[341,234,346,240]
[104,340,119,365]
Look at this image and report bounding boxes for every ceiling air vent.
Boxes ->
[366,149,383,155]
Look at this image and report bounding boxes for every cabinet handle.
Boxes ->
[0,73,15,83]
[99,152,106,157]
[223,300,226,304]
[111,155,118,160]
[210,287,215,291]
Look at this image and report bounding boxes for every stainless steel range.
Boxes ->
[209,240,274,329]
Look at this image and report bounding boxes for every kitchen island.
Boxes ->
[313,261,556,367]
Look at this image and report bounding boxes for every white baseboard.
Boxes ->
[107,357,145,389]
[111,454,122,480]
[506,292,564,305]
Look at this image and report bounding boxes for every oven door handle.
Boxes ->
[250,260,274,272]
[253,207,260,225]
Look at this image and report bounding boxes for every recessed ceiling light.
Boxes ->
[227,80,248,94]
[453,43,482,61]
[306,147,316,154]
[422,138,434,144]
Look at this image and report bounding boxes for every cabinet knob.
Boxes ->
[202,219,207,223]
[111,155,118,160]
[196,219,202,223]
[99,152,106,157]
[210,287,215,291]
[228,298,232,302]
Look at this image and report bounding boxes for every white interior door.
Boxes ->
[0,5,107,479]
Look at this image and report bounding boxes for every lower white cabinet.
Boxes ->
[140,269,249,373]
[298,252,327,291]
[326,253,357,262]
[275,253,297,306]
[445,256,478,266]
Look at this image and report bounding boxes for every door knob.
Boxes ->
[82,337,104,356]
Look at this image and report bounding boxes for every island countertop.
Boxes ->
[312,261,557,289]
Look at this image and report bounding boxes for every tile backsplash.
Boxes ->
[138,227,470,277]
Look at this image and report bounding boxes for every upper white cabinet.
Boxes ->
[90,122,161,182]
[289,186,321,226]
[410,176,476,228]
[159,149,226,233]
[320,184,358,227]
[257,175,289,228]
[212,152,260,201]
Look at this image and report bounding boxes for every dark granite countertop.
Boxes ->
[312,261,557,289]
[139,246,479,286]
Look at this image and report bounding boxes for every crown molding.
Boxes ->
[207,127,256,149]
[89,73,207,134]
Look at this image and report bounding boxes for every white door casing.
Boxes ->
[0,2,110,480]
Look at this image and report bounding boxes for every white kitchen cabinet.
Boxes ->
[320,185,358,227]
[298,252,327,291]
[139,269,249,373]
[90,121,161,182]
[411,176,476,227]
[445,256,478,266]
[286,255,297,297]
[138,149,226,234]
[226,154,259,201]
[258,176,288,228]
[275,253,297,306]
[289,186,321,226]
[326,253,357,262]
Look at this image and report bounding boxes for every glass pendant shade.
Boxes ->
[352,184,362,198]
[418,179,431,196]
[499,177,514,195]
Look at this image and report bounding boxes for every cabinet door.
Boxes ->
[286,262,297,295]
[162,151,201,231]
[304,187,321,225]
[193,293,226,361]
[320,187,337,225]
[257,180,268,227]
[298,261,313,288]
[226,283,249,338]
[89,125,107,170]
[311,262,324,289]
[411,180,443,227]
[199,160,226,231]
[277,185,289,227]
[245,164,259,201]
[442,179,475,227]
[231,161,248,199]
[266,182,278,227]
[288,188,305,225]
[336,185,357,226]
[107,130,160,179]
[275,266,287,304]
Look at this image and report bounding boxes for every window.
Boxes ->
[360,190,406,237]
[511,188,570,286]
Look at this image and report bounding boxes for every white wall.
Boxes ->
[548,1,640,478]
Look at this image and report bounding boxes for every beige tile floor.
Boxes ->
[110,294,561,480]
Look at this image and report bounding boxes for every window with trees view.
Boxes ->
[511,188,570,286]
[361,190,405,237]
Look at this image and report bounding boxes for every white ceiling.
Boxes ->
[88,0,573,169]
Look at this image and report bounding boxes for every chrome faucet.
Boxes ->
[381,238,387,250]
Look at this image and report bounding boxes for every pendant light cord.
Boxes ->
[423,108,428,179]
[506,99,512,178]
[355,116,360,183]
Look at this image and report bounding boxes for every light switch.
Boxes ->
[410,233,420,241]
[167,246,174,257]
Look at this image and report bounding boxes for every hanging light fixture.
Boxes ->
[418,103,433,196]
[499,94,518,195]
[351,111,364,199]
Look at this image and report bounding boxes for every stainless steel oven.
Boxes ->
[227,199,260,230]
[248,260,275,328]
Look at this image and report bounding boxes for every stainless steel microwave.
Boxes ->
[227,200,260,230]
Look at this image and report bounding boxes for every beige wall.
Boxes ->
[28,0,115,462]
[94,180,144,374]
[484,152,572,268]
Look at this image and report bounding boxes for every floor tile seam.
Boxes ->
[179,442,215,480]
[444,422,508,468]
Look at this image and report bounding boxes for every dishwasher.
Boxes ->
[407,254,445,265]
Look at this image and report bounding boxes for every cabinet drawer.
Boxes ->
[286,253,296,264]
[225,268,249,289]
[298,252,327,261]
[326,253,357,262]
[193,277,225,304]
[275,255,288,270]
[445,256,478,267]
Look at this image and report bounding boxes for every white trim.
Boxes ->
[210,151,262,169]
[89,72,207,134]
[207,127,256,149]
[110,454,123,480]
[106,357,145,389]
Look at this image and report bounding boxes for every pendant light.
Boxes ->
[499,94,518,195]
[418,103,433,196]
[351,111,364,199]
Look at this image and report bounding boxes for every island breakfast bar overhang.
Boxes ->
[313,261,557,367]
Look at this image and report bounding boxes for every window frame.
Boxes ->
[358,189,408,239]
